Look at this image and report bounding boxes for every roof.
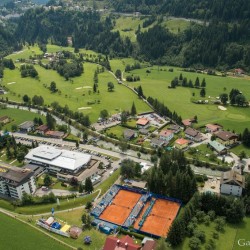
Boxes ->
[136,118,149,126]
[103,235,141,250]
[185,127,199,137]
[169,124,180,131]
[18,121,34,129]
[45,130,65,137]
[36,124,49,131]
[182,119,192,126]
[151,138,165,146]
[220,170,245,188]
[159,129,173,137]
[130,180,147,189]
[139,128,149,134]
[124,129,135,138]
[0,166,34,187]
[142,240,157,250]
[175,138,189,145]
[215,131,238,141]
[208,140,226,153]
[206,124,222,132]
[25,146,91,171]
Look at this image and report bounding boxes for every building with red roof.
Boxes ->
[159,129,174,142]
[103,235,141,250]
[174,138,189,149]
[136,118,150,129]
[205,124,222,133]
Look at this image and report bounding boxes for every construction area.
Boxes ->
[91,185,181,237]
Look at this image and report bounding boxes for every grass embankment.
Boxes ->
[125,66,250,133]
[0,169,120,215]
[0,212,69,250]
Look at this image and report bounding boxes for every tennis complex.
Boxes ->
[91,185,181,237]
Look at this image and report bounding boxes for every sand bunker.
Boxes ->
[75,86,91,90]
[78,107,92,110]
[7,82,16,85]
[218,106,227,111]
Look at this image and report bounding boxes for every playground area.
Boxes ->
[92,185,182,238]
[99,190,141,225]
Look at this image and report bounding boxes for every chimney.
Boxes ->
[125,242,128,248]
[117,239,120,245]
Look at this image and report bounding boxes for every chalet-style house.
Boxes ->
[36,124,49,135]
[174,138,189,150]
[168,124,181,133]
[159,129,174,142]
[124,129,136,140]
[215,130,238,146]
[151,138,165,148]
[185,127,203,142]
[208,140,227,155]
[18,121,35,133]
[205,124,222,133]
[45,130,65,139]
[220,170,245,196]
[136,118,150,129]
[103,235,141,250]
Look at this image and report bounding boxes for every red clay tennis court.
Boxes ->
[138,199,181,237]
[99,189,142,225]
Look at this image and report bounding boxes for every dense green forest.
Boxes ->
[15,8,133,57]
[0,0,249,71]
[108,0,250,21]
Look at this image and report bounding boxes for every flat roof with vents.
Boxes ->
[25,146,91,171]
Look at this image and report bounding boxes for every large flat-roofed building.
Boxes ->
[25,145,92,174]
[0,165,36,200]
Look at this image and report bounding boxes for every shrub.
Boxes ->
[189,236,201,250]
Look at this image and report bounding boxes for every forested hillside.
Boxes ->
[108,0,250,21]
[15,8,133,57]
[0,0,249,71]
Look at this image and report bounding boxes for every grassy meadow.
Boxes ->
[0,213,68,250]
[112,16,191,42]
[0,108,45,131]
[125,66,250,133]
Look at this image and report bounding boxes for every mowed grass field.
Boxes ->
[125,66,250,133]
[0,213,68,250]
[0,108,45,131]
[3,47,150,123]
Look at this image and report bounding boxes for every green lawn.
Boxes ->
[233,217,250,250]
[0,108,45,131]
[125,66,250,133]
[105,125,126,139]
[0,212,68,250]
[230,144,250,158]
[3,47,150,123]
[172,221,236,250]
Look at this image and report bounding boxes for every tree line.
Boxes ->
[147,150,197,203]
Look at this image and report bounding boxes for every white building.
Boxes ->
[220,170,245,196]
[0,166,36,200]
[25,145,92,175]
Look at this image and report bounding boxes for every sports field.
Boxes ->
[96,186,181,237]
[134,199,181,237]
[0,212,68,250]
[100,189,141,225]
